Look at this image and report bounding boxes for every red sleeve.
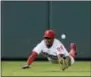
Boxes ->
[27,51,38,65]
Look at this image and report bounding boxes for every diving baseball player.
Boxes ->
[22,29,77,71]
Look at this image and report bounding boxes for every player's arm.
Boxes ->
[22,42,43,69]
[22,51,38,69]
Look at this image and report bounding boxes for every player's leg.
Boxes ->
[69,43,77,59]
[64,43,77,69]
[60,43,77,71]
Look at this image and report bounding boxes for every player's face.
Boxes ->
[44,37,53,48]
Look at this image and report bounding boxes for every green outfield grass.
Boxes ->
[1,61,91,76]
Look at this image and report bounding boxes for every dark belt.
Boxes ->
[41,52,57,60]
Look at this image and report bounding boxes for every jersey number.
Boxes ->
[57,46,63,52]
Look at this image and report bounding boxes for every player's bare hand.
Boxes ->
[22,64,30,69]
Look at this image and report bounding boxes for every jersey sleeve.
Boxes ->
[56,40,69,57]
[32,41,43,54]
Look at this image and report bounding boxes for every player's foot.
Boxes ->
[69,43,77,59]
[22,64,30,69]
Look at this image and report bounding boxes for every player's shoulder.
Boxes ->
[54,38,63,45]
[34,40,44,48]
[38,40,45,45]
[54,38,61,43]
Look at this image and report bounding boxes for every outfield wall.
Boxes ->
[1,1,91,60]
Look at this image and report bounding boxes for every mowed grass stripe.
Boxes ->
[1,61,91,76]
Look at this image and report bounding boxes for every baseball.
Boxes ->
[61,34,66,39]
